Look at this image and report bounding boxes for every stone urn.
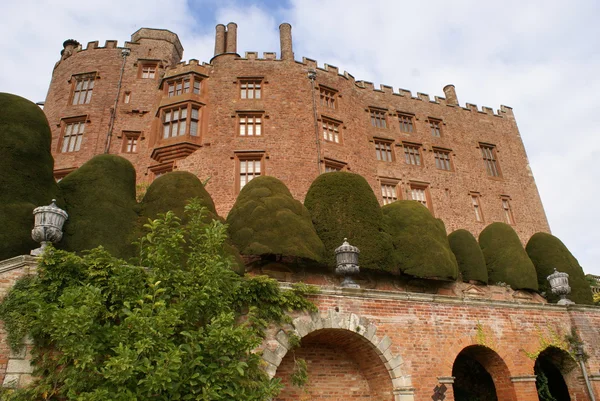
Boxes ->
[30,199,68,256]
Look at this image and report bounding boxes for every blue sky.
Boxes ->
[2,0,599,276]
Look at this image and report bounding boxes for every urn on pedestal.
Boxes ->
[547,269,575,305]
[30,200,68,256]
[335,238,360,288]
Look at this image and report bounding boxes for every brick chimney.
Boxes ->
[279,23,293,61]
[214,24,225,56]
[225,22,237,54]
[443,84,459,106]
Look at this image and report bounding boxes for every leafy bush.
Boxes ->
[227,176,325,262]
[382,201,458,280]
[526,232,593,304]
[304,172,393,271]
[479,222,538,291]
[0,200,316,400]
[448,229,488,283]
[0,93,58,259]
[58,155,138,259]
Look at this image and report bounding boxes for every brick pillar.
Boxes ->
[511,375,540,401]
[225,22,237,54]
[214,24,225,56]
[279,23,294,61]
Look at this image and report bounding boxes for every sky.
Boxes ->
[2,0,599,275]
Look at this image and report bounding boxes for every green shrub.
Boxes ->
[139,171,244,274]
[526,232,593,305]
[0,93,58,259]
[479,222,538,291]
[304,172,393,271]
[448,229,488,283]
[58,155,138,258]
[382,201,458,280]
[227,176,325,262]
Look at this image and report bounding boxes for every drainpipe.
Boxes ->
[104,48,130,154]
[308,69,322,174]
[576,344,597,401]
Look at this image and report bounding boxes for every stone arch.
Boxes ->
[534,346,584,400]
[261,309,413,401]
[451,344,517,401]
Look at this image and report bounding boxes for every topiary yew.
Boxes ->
[526,232,593,305]
[139,171,245,273]
[479,222,538,291]
[304,172,393,271]
[0,93,58,260]
[448,229,488,283]
[382,201,458,280]
[58,154,138,259]
[226,176,325,262]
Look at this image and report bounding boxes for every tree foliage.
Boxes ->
[448,229,488,283]
[0,200,316,400]
[526,232,593,305]
[227,176,325,262]
[304,172,393,271]
[382,201,458,280]
[0,93,58,260]
[58,154,138,259]
[479,222,538,291]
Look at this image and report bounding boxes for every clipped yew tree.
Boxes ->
[448,229,488,283]
[479,222,538,291]
[382,201,458,280]
[304,172,392,271]
[58,154,138,259]
[227,176,325,262]
[0,93,58,260]
[526,232,593,304]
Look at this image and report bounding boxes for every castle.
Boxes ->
[44,23,549,242]
[2,23,599,401]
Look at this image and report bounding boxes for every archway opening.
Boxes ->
[274,328,394,401]
[452,345,516,401]
[535,347,576,401]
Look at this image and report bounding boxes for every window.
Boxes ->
[167,75,201,97]
[319,86,337,109]
[141,64,157,79]
[381,182,399,205]
[434,148,452,171]
[124,91,131,104]
[237,154,264,190]
[501,196,515,224]
[398,113,414,133]
[322,119,341,143]
[370,108,387,128]
[429,119,442,137]
[61,120,85,152]
[71,75,94,105]
[471,193,484,222]
[409,183,432,211]
[240,79,262,99]
[374,139,394,162]
[403,143,422,166]
[480,144,501,177]
[150,163,173,179]
[162,104,201,139]
[239,114,262,136]
[323,158,346,172]
[123,132,140,153]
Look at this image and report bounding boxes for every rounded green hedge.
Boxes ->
[526,232,593,304]
[0,93,58,260]
[304,172,393,271]
[448,229,488,283]
[58,155,138,259]
[382,201,458,280]
[226,176,324,262]
[479,222,538,291]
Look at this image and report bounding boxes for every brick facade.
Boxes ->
[43,23,549,243]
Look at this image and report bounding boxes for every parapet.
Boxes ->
[131,28,183,60]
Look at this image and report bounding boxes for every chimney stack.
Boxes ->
[279,23,293,61]
[443,84,459,106]
[214,24,225,56]
[225,22,237,54]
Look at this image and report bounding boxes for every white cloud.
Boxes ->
[2,0,599,275]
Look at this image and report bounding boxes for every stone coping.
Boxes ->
[0,255,37,274]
